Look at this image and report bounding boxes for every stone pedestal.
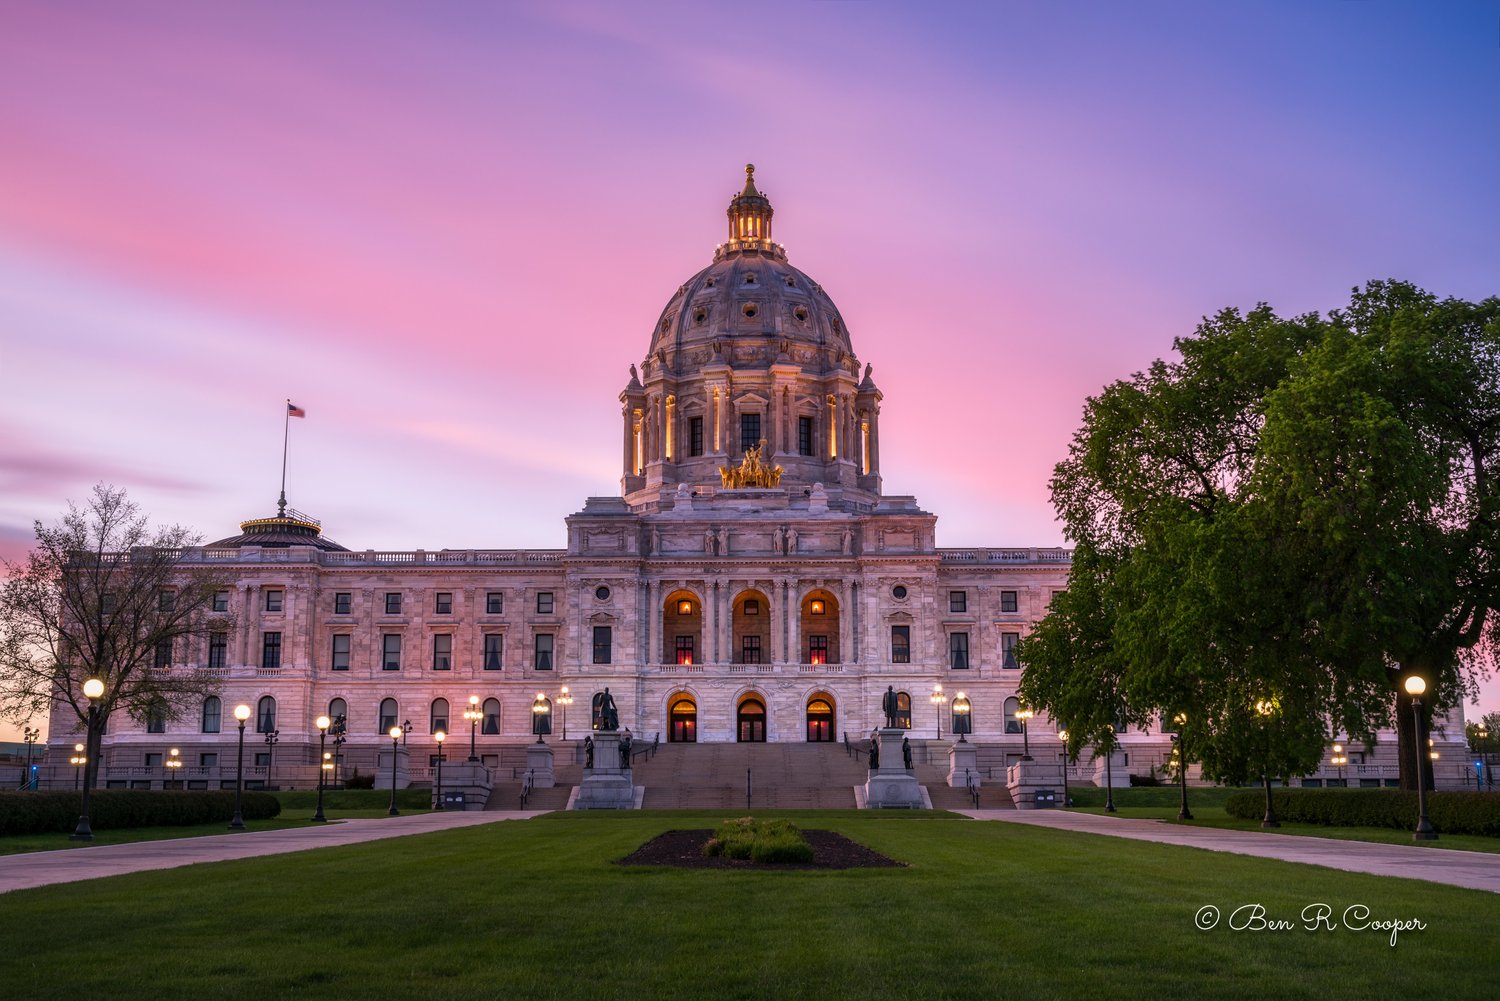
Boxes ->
[573,730,636,809]
[1006,758,1065,810]
[1092,750,1126,794]
[377,746,409,791]
[526,742,555,788]
[947,740,980,788]
[864,728,924,808]
[434,760,493,810]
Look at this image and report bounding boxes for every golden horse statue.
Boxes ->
[720,440,783,489]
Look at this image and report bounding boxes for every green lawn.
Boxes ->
[0,789,433,856]
[0,809,1493,1001]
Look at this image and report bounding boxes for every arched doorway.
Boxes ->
[663,590,703,665]
[737,696,767,742]
[732,589,771,665]
[669,695,698,742]
[806,695,834,742]
[894,691,912,729]
[799,589,841,664]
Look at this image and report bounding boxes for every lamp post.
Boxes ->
[401,719,412,746]
[263,728,279,789]
[21,726,38,791]
[464,695,482,762]
[1172,713,1192,821]
[71,677,105,841]
[387,725,403,816]
[312,715,330,823]
[229,703,251,830]
[434,730,446,811]
[1016,705,1034,761]
[331,713,347,787]
[951,693,971,743]
[1478,724,1491,791]
[1254,698,1279,828]
[1057,728,1070,808]
[71,744,85,791]
[532,692,551,743]
[1404,676,1437,841]
[1103,724,1117,814]
[1331,742,1347,786]
[165,747,182,789]
[930,684,946,740]
[558,686,574,742]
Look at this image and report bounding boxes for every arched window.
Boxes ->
[431,698,449,734]
[806,697,834,742]
[482,697,501,735]
[201,696,221,734]
[256,696,277,733]
[1004,697,1021,734]
[736,697,766,742]
[328,697,347,721]
[669,696,697,743]
[894,691,912,729]
[379,698,398,733]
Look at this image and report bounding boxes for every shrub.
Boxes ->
[1223,788,1500,836]
[701,817,814,864]
[1129,772,1164,787]
[0,791,281,836]
[344,769,376,789]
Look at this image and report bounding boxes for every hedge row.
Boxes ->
[0,791,281,835]
[1224,788,1500,836]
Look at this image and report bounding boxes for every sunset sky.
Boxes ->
[2,1,1498,729]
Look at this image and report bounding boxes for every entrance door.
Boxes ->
[806,698,834,742]
[669,697,697,743]
[737,698,766,742]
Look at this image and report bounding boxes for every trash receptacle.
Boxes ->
[441,790,467,809]
[1034,789,1057,808]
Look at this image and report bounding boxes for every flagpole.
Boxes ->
[279,399,290,517]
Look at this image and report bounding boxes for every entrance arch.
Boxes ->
[799,589,841,664]
[663,590,703,665]
[732,589,771,664]
[806,694,835,742]
[737,695,767,742]
[668,695,698,742]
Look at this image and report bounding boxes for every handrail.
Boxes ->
[965,768,980,809]
[519,768,534,809]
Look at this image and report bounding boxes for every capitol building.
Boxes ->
[42,168,1464,797]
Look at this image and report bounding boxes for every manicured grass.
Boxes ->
[0,810,1491,1000]
[0,789,432,856]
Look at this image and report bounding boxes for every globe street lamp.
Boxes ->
[22,726,39,791]
[1057,728,1070,808]
[1331,742,1347,786]
[312,715,331,823]
[951,693,971,743]
[1254,698,1279,828]
[930,684,947,740]
[434,730,447,811]
[1173,713,1192,821]
[229,703,252,831]
[331,713,347,787]
[532,693,551,743]
[263,728,280,789]
[71,677,105,842]
[1403,676,1437,841]
[71,744,85,791]
[1016,705,1034,761]
[387,725,403,816]
[464,695,482,762]
[1103,724,1117,814]
[558,686,574,742]
[165,747,182,789]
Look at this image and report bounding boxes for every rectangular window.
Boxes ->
[154,639,172,669]
[208,632,227,669]
[264,589,283,613]
[742,635,762,664]
[212,590,229,613]
[798,415,814,456]
[382,634,402,671]
[1000,590,1018,614]
[675,635,694,665]
[740,412,761,451]
[435,592,453,614]
[261,632,282,669]
[101,592,116,616]
[158,590,175,612]
[535,634,554,670]
[254,752,270,767]
[743,599,760,615]
[537,592,554,615]
[1002,632,1020,670]
[145,713,165,735]
[483,633,504,671]
[949,632,970,669]
[145,752,163,767]
[808,635,828,665]
[385,592,402,615]
[334,592,352,615]
[202,699,221,733]
[432,634,452,670]
[949,590,967,613]
[199,752,218,768]
[891,626,911,664]
[486,592,504,614]
[689,417,704,457]
[593,626,612,665]
[331,634,350,671]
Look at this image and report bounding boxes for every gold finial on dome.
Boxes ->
[743,163,758,195]
[722,163,779,259]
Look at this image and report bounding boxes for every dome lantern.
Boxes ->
[719,164,784,261]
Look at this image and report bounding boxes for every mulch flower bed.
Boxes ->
[617,829,904,870]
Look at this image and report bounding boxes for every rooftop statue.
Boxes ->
[720,439,784,489]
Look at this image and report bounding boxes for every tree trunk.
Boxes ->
[1394,685,1435,794]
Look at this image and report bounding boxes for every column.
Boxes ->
[869,406,881,474]
[621,405,633,476]
[788,582,801,666]
[665,395,675,461]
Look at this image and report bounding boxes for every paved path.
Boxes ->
[958,809,1500,893]
[0,811,546,894]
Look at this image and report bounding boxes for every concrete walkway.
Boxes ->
[0,810,546,894]
[958,809,1500,893]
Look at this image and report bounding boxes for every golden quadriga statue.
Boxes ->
[720,440,783,489]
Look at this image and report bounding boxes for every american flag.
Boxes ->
[287,402,307,418]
